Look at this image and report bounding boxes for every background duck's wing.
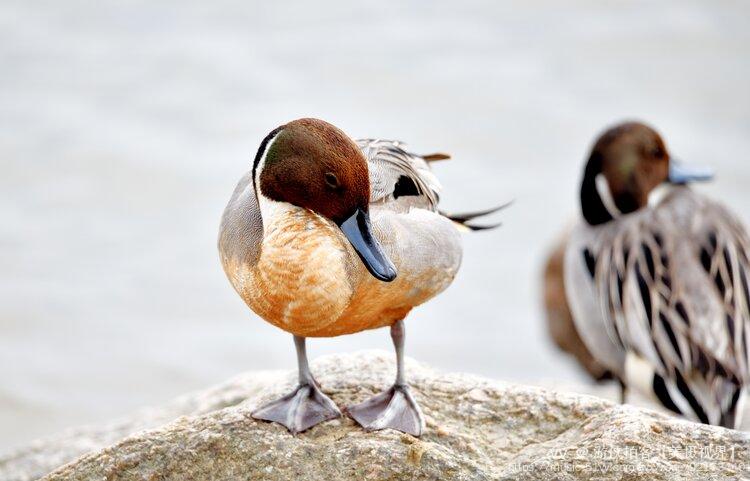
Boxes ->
[356,139,442,211]
[694,199,750,383]
[598,189,748,427]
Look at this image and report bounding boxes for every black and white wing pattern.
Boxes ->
[590,188,749,427]
[356,139,442,211]
[357,139,509,230]
[696,200,750,383]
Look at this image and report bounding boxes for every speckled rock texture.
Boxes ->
[2,351,749,481]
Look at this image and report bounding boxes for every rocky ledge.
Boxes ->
[1,351,749,481]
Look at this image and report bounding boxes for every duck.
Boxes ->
[543,232,613,383]
[565,121,749,428]
[218,118,503,436]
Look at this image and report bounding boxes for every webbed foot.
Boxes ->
[346,384,424,436]
[252,382,341,434]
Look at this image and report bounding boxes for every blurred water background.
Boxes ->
[1,0,749,450]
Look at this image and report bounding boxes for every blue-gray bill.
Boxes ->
[339,209,397,282]
[669,161,715,184]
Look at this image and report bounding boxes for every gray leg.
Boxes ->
[346,320,425,436]
[618,378,627,404]
[252,336,341,434]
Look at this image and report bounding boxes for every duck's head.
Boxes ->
[253,118,396,282]
[580,121,714,225]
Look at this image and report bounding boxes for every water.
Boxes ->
[1,0,749,451]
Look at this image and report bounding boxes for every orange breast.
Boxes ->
[224,207,357,336]
[306,265,450,337]
[224,206,457,338]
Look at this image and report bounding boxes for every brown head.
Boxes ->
[258,118,371,225]
[253,118,396,282]
[580,121,714,225]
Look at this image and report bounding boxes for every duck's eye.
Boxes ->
[650,146,665,159]
[324,172,340,189]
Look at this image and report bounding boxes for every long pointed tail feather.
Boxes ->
[441,200,512,232]
[453,221,503,232]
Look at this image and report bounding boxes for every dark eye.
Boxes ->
[324,172,340,189]
[650,146,665,159]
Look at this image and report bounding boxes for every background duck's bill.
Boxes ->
[339,209,397,282]
[669,161,715,184]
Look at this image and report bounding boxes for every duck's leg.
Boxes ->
[618,378,627,404]
[252,335,341,434]
[346,320,425,436]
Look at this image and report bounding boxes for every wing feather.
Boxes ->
[591,188,748,426]
[356,139,441,211]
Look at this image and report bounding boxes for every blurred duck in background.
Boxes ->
[564,121,749,429]
[218,118,503,436]
[543,233,613,383]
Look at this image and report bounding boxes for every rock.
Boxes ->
[2,351,749,481]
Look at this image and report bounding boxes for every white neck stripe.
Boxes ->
[595,174,622,219]
[252,128,283,198]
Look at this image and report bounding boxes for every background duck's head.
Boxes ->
[580,121,714,225]
[254,118,397,282]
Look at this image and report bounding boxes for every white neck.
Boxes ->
[257,195,300,226]
[648,183,673,208]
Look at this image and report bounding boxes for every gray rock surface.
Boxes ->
[2,351,749,480]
